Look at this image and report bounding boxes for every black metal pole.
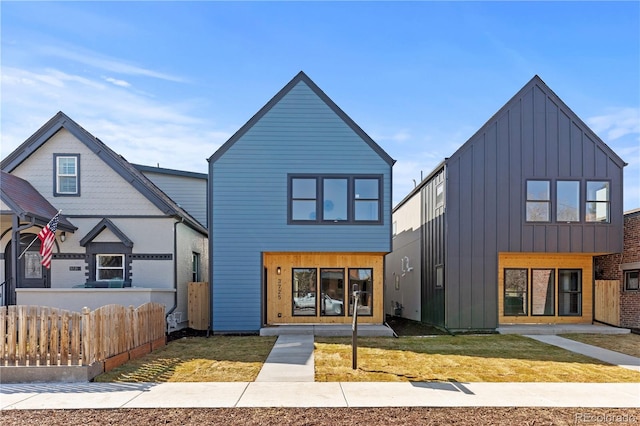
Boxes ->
[352,284,359,370]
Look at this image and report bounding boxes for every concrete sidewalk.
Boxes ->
[2,382,639,409]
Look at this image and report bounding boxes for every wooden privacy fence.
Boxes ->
[594,280,620,327]
[0,302,165,367]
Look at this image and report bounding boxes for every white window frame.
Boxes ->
[95,254,125,281]
[55,154,79,195]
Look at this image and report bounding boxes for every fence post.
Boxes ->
[82,307,91,366]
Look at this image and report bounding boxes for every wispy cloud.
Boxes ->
[1,66,227,173]
[587,107,640,142]
[104,77,131,88]
[34,44,186,83]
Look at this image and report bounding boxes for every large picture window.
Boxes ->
[558,269,582,316]
[586,181,610,223]
[96,254,124,281]
[320,269,345,316]
[289,175,382,224]
[54,154,80,196]
[504,269,528,315]
[292,268,317,316]
[531,269,555,316]
[556,181,580,222]
[526,180,550,222]
[348,268,373,316]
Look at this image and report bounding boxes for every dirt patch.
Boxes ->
[385,315,449,336]
[3,407,638,425]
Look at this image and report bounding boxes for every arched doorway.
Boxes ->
[4,233,50,305]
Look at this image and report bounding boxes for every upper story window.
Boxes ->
[526,179,612,225]
[586,181,610,223]
[54,154,80,196]
[289,175,382,224]
[556,180,580,222]
[526,180,550,222]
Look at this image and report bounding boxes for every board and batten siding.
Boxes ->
[444,77,625,330]
[211,79,392,332]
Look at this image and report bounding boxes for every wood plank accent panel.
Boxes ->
[188,282,210,331]
[498,253,594,324]
[594,280,620,326]
[264,252,385,325]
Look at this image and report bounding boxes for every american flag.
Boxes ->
[38,212,60,269]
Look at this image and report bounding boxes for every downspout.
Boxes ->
[165,218,181,333]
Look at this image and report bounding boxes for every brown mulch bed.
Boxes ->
[3,407,639,425]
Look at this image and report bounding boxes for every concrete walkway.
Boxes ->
[256,335,315,382]
[526,335,640,372]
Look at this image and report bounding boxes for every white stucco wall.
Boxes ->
[385,194,422,321]
[175,222,209,327]
[16,288,175,313]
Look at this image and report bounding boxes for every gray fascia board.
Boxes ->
[80,218,133,247]
[208,71,395,166]
[133,163,208,180]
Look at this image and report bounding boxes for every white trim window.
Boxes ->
[56,155,79,195]
[96,254,125,281]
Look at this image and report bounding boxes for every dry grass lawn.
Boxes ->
[560,333,640,358]
[95,336,276,383]
[314,335,640,383]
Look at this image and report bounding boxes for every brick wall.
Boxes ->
[594,211,640,329]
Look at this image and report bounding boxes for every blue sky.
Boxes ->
[2,1,639,210]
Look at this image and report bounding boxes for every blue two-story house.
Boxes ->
[208,72,395,332]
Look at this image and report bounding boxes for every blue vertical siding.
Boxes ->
[211,79,392,332]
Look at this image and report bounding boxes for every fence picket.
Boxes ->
[8,306,16,366]
[1,303,165,369]
[18,305,27,365]
[28,306,37,366]
[60,310,70,366]
[39,307,49,365]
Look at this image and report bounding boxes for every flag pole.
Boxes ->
[17,210,62,260]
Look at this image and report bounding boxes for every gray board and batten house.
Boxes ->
[386,75,626,331]
[134,164,208,228]
[1,112,208,328]
[208,71,395,333]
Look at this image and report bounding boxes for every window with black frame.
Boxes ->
[348,268,373,316]
[320,268,344,316]
[558,269,582,316]
[504,269,528,315]
[292,268,317,316]
[289,175,382,224]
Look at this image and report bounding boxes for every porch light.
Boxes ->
[60,231,66,242]
[277,266,281,275]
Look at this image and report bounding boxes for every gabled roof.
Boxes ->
[133,164,207,180]
[0,171,76,231]
[448,75,627,168]
[80,218,133,247]
[1,112,207,236]
[208,71,395,165]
